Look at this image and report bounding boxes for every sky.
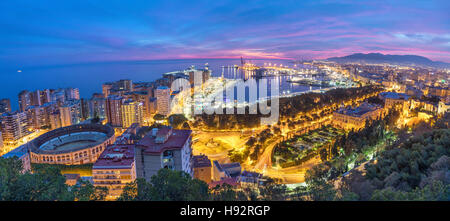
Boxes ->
[0,0,449,69]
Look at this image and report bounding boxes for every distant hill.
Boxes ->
[326,53,450,68]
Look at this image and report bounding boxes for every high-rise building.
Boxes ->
[33,89,51,106]
[92,93,104,99]
[41,102,58,128]
[102,83,113,98]
[133,82,154,98]
[0,98,11,114]
[1,111,30,145]
[121,100,144,129]
[188,68,211,86]
[0,132,3,151]
[88,97,106,120]
[40,89,52,105]
[26,105,47,130]
[117,79,133,91]
[102,80,133,98]
[149,98,157,114]
[124,91,151,121]
[155,86,171,115]
[65,88,80,100]
[59,100,82,127]
[19,90,52,112]
[50,89,66,106]
[106,95,123,127]
[18,90,33,112]
[49,111,62,130]
[80,98,89,121]
[30,90,41,107]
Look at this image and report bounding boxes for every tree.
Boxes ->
[306,178,336,201]
[91,116,100,124]
[117,178,153,201]
[211,184,239,201]
[153,114,166,121]
[259,183,288,201]
[182,122,191,130]
[0,157,25,200]
[246,137,257,147]
[117,169,209,201]
[72,180,108,201]
[12,164,74,201]
[250,144,261,161]
[319,148,328,162]
[168,114,188,129]
[292,186,307,201]
[185,178,210,201]
[366,129,450,191]
[336,190,359,201]
[149,169,209,201]
[304,164,337,201]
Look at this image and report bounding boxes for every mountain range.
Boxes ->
[326,53,450,69]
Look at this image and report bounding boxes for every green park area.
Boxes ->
[273,125,344,168]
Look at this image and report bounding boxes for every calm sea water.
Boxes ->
[1,58,315,111]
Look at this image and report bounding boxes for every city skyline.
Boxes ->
[0,0,449,70]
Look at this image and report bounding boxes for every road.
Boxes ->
[264,156,320,183]
[192,130,255,164]
[251,116,331,184]
[253,137,282,171]
[1,129,48,156]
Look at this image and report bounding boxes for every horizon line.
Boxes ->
[5,52,449,71]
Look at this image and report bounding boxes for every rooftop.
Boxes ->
[61,99,80,107]
[336,102,381,117]
[1,111,22,117]
[220,162,241,170]
[240,170,263,178]
[379,92,410,100]
[93,144,135,169]
[106,95,124,100]
[212,161,242,178]
[41,101,56,107]
[136,126,191,155]
[209,177,239,188]
[192,155,211,168]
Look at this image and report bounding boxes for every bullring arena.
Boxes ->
[28,124,115,165]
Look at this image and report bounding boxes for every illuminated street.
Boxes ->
[0,129,48,156]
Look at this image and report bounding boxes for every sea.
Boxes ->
[1,58,319,111]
